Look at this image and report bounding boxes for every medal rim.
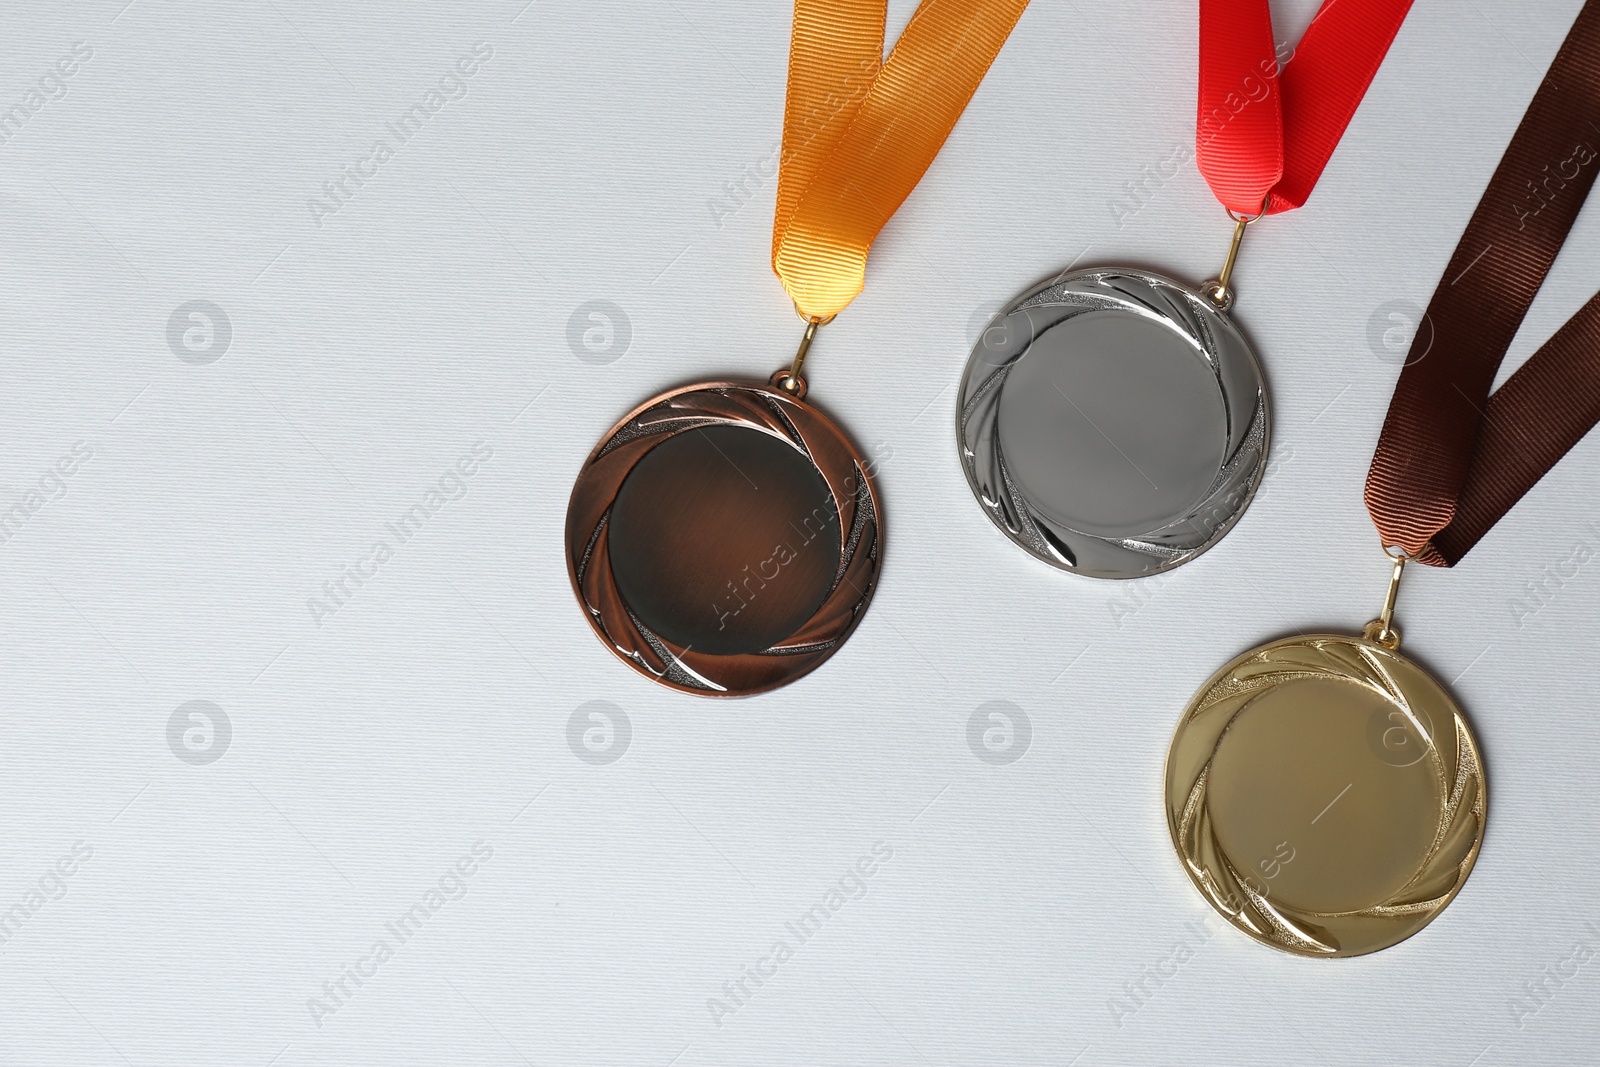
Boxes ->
[565,378,881,698]
[956,266,1270,580]
[1164,631,1486,958]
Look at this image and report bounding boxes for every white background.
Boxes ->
[4,0,1599,1063]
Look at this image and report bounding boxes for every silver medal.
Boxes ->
[958,268,1268,579]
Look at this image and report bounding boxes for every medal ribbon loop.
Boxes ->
[1197,0,1414,215]
[1366,0,1600,565]
[774,0,1030,320]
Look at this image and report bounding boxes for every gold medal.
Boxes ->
[1165,0,1600,955]
[1165,560,1485,957]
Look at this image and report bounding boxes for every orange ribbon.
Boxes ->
[773,0,1030,320]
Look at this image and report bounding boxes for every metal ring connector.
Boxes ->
[792,304,837,326]
[1204,195,1271,311]
[770,368,808,398]
[1363,548,1408,649]
[1226,198,1272,225]
[776,315,826,396]
[1201,281,1234,312]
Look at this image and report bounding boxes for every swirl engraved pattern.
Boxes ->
[1166,636,1486,957]
[566,382,879,697]
[958,269,1267,578]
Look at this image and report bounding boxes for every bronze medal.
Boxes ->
[566,378,878,696]
[563,0,1028,694]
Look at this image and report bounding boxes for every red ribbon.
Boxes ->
[1198,0,1414,215]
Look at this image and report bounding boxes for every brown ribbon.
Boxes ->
[1365,0,1600,566]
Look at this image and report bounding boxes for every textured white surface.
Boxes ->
[4,0,1599,1064]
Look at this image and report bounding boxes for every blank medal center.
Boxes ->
[1207,678,1443,915]
[997,311,1227,536]
[607,424,842,657]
